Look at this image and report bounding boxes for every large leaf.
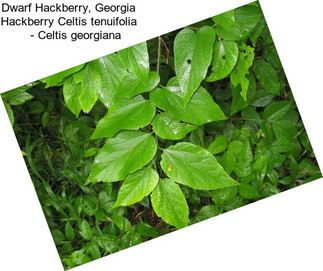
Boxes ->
[92,42,158,107]
[207,40,239,82]
[91,95,155,139]
[213,5,261,40]
[152,112,197,140]
[253,60,280,95]
[150,87,226,125]
[114,167,159,207]
[151,179,189,228]
[160,142,238,190]
[88,131,157,183]
[174,26,215,104]
[118,42,150,82]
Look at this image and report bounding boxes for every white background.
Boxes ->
[0,0,322,270]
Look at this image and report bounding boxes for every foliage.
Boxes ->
[1,2,321,269]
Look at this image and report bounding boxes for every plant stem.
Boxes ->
[157,36,161,74]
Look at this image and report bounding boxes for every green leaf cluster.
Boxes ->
[2,2,321,270]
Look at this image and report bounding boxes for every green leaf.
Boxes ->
[151,179,189,228]
[211,186,238,205]
[79,220,93,240]
[3,102,14,125]
[41,64,84,87]
[234,5,262,31]
[152,112,197,140]
[250,15,265,45]
[114,167,159,207]
[193,205,219,223]
[87,243,101,260]
[230,43,255,100]
[264,44,282,69]
[91,95,155,139]
[3,91,33,106]
[228,140,253,177]
[207,135,228,154]
[79,63,100,113]
[207,40,239,82]
[230,85,248,115]
[92,42,157,107]
[65,222,75,240]
[92,53,127,107]
[213,5,261,40]
[63,77,82,117]
[160,142,238,190]
[112,215,132,232]
[41,112,50,127]
[52,229,65,245]
[253,60,280,95]
[238,183,260,199]
[135,223,159,238]
[118,42,150,82]
[88,131,157,183]
[263,101,292,121]
[174,26,215,104]
[150,87,226,125]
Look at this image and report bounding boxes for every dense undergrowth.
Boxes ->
[2,2,321,269]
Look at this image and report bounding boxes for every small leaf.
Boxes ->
[264,44,282,69]
[135,223,159,238]
[91,95,155,139]
[207,40,239,82]
[211,186,238,205]
[88,131,157,183]
[79,220,93,240]
[111,215,132,232]
[174,26,215,104]
[63,77,82,117]
[193,205,219,223]
[152,112,197,140]
[4,91,33,106]
[150,87,226,125]
[263,101,292,121]
[228,140,253,177]
[207,135,228,154]
[239,183,260,199]
[230,85,248,115]
[151,179,189,228]
[230,43,255,101]
[161,142,238,190]
[87,243,101,260]
[79,63,100,113]
[65,222,75,240]
[114,167,159,207]
[3,102,14,125]
[52,229,65,245]
[253,60,280,95]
